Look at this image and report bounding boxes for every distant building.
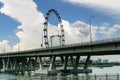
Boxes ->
[96,58,102,63]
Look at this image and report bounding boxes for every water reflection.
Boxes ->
[0,74,83,80]
[0,73,120,80]
[0,66,120,80]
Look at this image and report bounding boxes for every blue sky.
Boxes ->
[0,3,19,45]
[0,0,120,48]
[35,0,118,25]
[0,12,19,43]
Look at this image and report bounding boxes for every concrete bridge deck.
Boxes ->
[0,38,120,57]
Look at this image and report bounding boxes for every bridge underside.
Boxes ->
[0,55,92,75]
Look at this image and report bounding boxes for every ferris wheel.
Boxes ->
[43,9,65,48]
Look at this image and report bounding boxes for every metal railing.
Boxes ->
[65,73,120,80]
[1,37,120,55]
[22,73,120,80]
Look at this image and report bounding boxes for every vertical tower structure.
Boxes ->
[43,9,65,48]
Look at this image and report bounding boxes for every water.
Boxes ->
[0,66,120,80]
[91,66,120,75]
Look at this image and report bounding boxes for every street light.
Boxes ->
[18,42,20,51]
[89,16,94,42]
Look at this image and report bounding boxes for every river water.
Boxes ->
[0,66,120,80]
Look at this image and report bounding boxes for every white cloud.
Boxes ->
[0,40,12,53]
[63,0,120,19]
[0,0,44,24]
[99,24,120,38]
[100,26,106,31]
[0,0,44,51]
[63,20,98,43]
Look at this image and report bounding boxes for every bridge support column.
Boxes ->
[5,58,10,70]
[52,56,56,70]
[70,56,74,69]
[74,55,80,70]
[63,56,68,70]
[39,57,43,70]
[16,59,20,70]
[2,58,6,72]
[29,57,33,71]
[21,58,26,72]
[9,58,14,69]
[34,57,37,70]
[10,58,17,70]
[61,56,64,66]
[13,58,17,69]
[49,56,56,70]
[84,55,91,69]
[1,58,10,72]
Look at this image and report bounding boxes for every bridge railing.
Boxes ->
[1,37,120,55]
[58,37,120,48]
[26,73,120,80]
[50,73,120,80]
[77,73,120,80]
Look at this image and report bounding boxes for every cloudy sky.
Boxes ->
[0,0,120,61]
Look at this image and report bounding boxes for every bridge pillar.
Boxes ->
[21,57,26,72]
[2,58,6,72]
[16,58,20,70]
[33,57,37,70]
[10,58,17,70]
[29,57,33,71]
[70,55,80,70]
[1,58,10,72]
[5,58,9,70]
[39,57,43,70]
[13,58,17,69]
[9,58,14,69]
[63,56,68,70]
[74,55,80,70]
[52,56,56,70]
[49,56,56,70]
[70,56,74,69]
[61,56,64,66]
[84,55,91,69]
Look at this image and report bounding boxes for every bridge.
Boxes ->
[0,9,120,75]
[0,38,120,74]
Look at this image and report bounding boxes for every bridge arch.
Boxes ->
[43,9,65,47]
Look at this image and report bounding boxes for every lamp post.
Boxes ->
[78,34,82,43]
[18,38,21,51]
[1,43,6,53]
[89,16,94,42]
[18,42,20,51]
